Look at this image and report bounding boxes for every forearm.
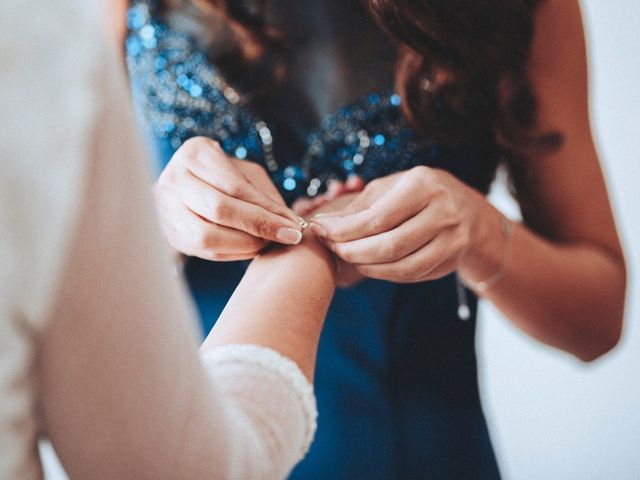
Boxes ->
[459,197,626,361]
[202,234,337,379]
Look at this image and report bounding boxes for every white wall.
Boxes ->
[478,1,640,478]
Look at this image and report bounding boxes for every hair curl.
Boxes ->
[186,0,562,189]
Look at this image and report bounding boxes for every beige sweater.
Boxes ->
[0,1,315,478]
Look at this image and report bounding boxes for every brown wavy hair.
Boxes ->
[189,0,561,187]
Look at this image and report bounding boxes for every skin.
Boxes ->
[115,0,626,361]
[111,0,384,259]
[155,137,305,261]
[37,46,338,474]
[203,232,337,379]
[41,229,336,476]
[310,0,626,361]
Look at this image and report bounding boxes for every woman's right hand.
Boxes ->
[155,137,303,261]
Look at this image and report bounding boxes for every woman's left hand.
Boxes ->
[309,166,484,283]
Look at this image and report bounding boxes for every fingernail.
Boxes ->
[310,222,328,238]
[276,227,303,245]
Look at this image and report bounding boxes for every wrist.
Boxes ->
[458,199,511,292]
[255,233,338,285]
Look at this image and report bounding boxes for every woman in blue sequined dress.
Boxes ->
[122,0,626,478]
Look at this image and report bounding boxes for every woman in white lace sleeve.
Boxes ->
[0,1,335,479]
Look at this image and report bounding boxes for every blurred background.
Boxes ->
[43,0,639,478]
[478,0,640,478]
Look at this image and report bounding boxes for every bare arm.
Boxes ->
[458,0,626,360]
[311,0,625,362]
[203,235,336,380]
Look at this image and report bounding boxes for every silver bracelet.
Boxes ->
[461,216,515,295]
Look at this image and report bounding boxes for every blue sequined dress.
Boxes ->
[126,1,501,478]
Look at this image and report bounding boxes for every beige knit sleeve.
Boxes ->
[37,34,315,480]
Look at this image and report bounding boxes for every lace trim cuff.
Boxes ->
[201,344,318,459]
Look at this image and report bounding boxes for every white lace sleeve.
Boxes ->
[201,345,318,480]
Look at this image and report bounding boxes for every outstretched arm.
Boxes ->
[38,38,335,480]
[203,234,336,380]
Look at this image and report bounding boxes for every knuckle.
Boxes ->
[410,165,433,182]
[182,137,209,158]
[365,178,382,193]
[446,209,462,228]
[222,178,245,198]
[382,238,400,260]
[185,136,221,152]
[243,160,266,175]
[208,139,223,151]
[367,209,382,234]
[192,227,213,251]
[253,216,273,238]
[425,176,447,198]
[188,138,226,167]
[184,136,208,148]
[433,183,448,198]
[207,197,229,222]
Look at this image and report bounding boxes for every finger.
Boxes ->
[193,249,262,262]
[180,173,303,245]
[159,193,266,256]
[187,142,300,224]
[345,175,366,192]
[236,159,286,205]
[328,205,456,264]
[310,173,431,242]
[190,222,266,256]
[324,180,347,201]
[354,232,458,283]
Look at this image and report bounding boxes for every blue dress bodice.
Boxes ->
[126,2,501,478]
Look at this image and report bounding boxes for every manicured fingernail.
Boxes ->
[276,227,302,245]
[310,222,328,238]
